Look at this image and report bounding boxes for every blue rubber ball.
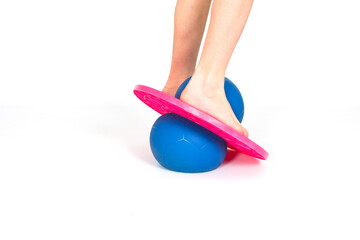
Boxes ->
[175,77,245,122]
[150,113,227,173]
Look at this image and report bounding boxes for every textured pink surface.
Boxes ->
[134,85,268,160]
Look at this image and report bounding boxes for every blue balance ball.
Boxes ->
[175,77,245,122]
[150,113,227,173]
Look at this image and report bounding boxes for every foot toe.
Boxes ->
[244,128,249,138]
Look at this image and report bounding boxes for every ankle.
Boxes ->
[190,71,225,95]
[195,61,225,79]
[168,62,194,81]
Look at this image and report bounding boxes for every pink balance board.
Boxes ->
[134,85,269,160]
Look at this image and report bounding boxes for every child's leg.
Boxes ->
[162,0,212,97]
[181,0,253,137]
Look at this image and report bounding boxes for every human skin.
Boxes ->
[162,0,212,97]
[163,0,253,137]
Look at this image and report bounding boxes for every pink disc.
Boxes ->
[134,85,269,160]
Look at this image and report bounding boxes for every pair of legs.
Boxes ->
[162,0,253,137]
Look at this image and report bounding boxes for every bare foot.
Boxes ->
[180,78,249,137]
[162,85,178,97]
[162,76,185,97]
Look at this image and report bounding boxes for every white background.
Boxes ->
[1,0,359,239]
